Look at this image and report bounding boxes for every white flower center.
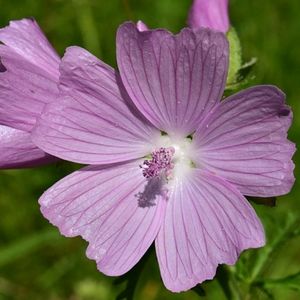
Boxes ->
[153,134,195,180]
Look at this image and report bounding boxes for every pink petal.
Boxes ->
[188,0,230,33]
[0,18,59,74]
[0,125,56,168]
[193,85,295,197]
[40,160,166,276]
[156,169,264,292]
[136,20,149,32]
[32,46,159,164]
[0,19,59,131]
[117,22,228,138]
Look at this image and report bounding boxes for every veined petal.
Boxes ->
[39,160,166,276]
[117,22,229,138]
[0,125,56,168]
[0,19,59,75]
[32,46,159,165]
[156,169,264,292]
[194,85,295,197]
[0,19,59,131]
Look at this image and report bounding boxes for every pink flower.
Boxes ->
[32,23,295,292]
[0,19,60,168]
[188,0,230,33]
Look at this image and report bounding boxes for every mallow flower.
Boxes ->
[0,18,60,168]
[32,22,295,292]
[188,0,230,33]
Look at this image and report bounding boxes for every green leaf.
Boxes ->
[237,58,257,81]
[259,286,275,300]
[225,58,257,92]
[263,271,300,291]
[226,27,242,86]
[224,26,257,93]
[248,213,300,283]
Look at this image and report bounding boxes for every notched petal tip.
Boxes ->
[0,18,39,41]
[117,21,172,40]
[9,17,36,25]
[194,84,295,198]
[39,162,166,277]
[117,21,229,137]
[156,170,265,292]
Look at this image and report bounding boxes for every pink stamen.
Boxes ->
[141,147,175,179]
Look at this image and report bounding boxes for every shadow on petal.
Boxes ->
[136,177,165,208]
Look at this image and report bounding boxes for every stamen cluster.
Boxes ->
[141,147,175,179]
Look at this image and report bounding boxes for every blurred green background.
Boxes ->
[0,0,299,299]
